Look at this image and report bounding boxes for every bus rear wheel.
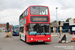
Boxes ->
[20,35,21,40]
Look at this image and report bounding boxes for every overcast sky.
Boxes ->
[0,0,75,25]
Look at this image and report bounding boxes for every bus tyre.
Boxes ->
[25,36,26,42]
[43,42,45,43]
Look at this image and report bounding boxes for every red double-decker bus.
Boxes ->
[19,5,51,43]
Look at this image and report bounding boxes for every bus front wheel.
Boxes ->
[25,36,26,42]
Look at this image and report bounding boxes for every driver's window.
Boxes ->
[27,25,34,32]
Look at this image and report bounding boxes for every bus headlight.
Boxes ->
[31,38,33,40]
[48,38,50,40]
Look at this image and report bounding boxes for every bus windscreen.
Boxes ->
[29,24,50,35]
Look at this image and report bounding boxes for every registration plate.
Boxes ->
[38,40,43,42]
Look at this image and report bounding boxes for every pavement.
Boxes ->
[51,32,72,36]
[0,32,75,50]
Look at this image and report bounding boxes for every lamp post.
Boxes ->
[56,7,59,35]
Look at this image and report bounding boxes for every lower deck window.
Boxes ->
[20,27,24,33]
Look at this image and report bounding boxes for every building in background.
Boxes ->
[0,24,13,32]
[51,21,70,33]
[69,19,75,34]
[51,21,64,33]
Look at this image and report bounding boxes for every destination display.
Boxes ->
[31,16,49,22]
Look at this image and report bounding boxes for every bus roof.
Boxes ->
[28,5,48,8]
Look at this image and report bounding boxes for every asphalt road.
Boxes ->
[0,32,75,50]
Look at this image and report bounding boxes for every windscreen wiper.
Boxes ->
[34,28,38,36]
[43,27,46,36]
[34,33,37,36]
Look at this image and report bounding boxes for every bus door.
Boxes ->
[20,26,25,40]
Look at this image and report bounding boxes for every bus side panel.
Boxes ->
[23,15,29,42]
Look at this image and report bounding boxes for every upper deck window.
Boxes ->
[30,6,48,15]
